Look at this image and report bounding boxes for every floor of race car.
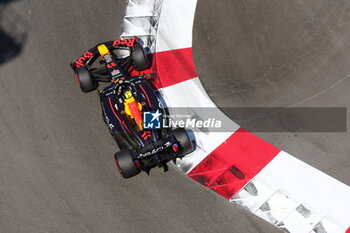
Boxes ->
[0,0,349,232]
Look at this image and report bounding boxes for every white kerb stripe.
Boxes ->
[159,78,239,173]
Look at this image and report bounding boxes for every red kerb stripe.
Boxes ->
[147,47,197,89]
[188,128,281,199]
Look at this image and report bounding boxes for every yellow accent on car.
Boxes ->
[123,92,143,114]
[124,92,142,110]
[124,98,143,114]
[123,91,143,130]
[124,91,133,99]
[97,44,110,56]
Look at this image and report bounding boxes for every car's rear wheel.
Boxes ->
[114,150,140,178]
[131,43,150,71]
[171,128,193,156]
[75,66,97,92]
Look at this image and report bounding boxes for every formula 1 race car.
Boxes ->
[70,37,193,178]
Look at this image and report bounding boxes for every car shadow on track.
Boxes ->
[0,0,27,65]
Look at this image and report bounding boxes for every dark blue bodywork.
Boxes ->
[99,76,165,149]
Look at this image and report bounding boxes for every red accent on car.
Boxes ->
[141,131,152,140]
[113,38,136,47]
[114,159,123,176]
[72,51,94,68]
[75,72,81,87]
[139,85,151,107]
[172,144,179,153]
[135,160,141,168]
[127,100,143,129]
[108,97,132,134]
[107,62,117,69]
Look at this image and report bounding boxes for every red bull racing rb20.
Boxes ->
[71,37,193,178]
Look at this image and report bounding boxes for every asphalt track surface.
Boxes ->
[0,0,349,233]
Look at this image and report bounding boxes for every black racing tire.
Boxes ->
[131,43,150,71]
[114,150,140,178]
[171,128,193,156]
[75,66,97,93]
